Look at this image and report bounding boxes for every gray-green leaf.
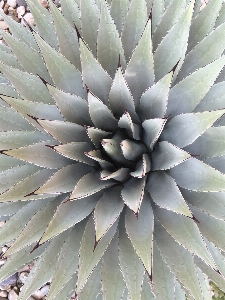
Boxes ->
[153,205,216,269]
[70,171,115,199]
[94,186,124,241]
[146,171,192,217]
[121,0,147,61]
[34,34,86,98]
[119,218,145,300]
[124,21,154,106]
[97,0,126,77]
[154,220,203,300]
[49,0,81,70]
[77,216,118,293]
[40,195,98,244]
[80,39,112,104]
[160,110,225,148]
[121,176,146,213]
[154,1,194,81]
[168,157,225,192]
[138,72,172,121]
[102,233,125,300]
[125,194,154,275]
[80,0,100,56]
[151,141,191,170]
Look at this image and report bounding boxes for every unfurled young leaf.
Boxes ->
[38,119,89,144]
[151,141,191,170]
[35,163,92,195]
[1,0,225,298]
[142,118,167,150]
[54,142,96,166]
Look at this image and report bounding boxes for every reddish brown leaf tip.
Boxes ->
[38,76,48,86]
[30,242,40,254]
[27,114,39,123]
[45,145,56,149]
[94,239,99,251]
[169,59,180,74]
[74,24,82,40]
[24,191,36,197]
[62,197,71,204]
[135,212,139,220]
[118,54,121,68]
[216,269,222,276]
[22,17,35,32]
[190,154,200,157]
[192,215,200,224]
[163,114,171,120]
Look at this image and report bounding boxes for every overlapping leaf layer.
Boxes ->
[0,0,225,299]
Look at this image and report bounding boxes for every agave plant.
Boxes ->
[1,0,225,299]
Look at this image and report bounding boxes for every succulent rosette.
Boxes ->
[1,0,225,299]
